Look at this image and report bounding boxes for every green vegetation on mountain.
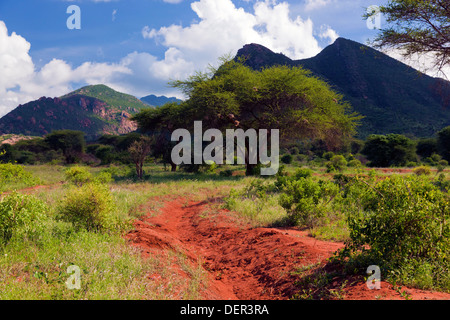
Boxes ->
[236,38,450,138]
[62,84,149,112]
[0,85,144,141]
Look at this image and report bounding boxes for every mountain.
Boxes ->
[140,94,182,107]
[236,39,450,138]
[0,85,150,141]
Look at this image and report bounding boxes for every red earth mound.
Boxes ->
[126,198,450,300]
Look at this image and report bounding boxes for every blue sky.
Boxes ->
[0,0,389,117]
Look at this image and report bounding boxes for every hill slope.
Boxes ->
[140,94,182,107]
[0,85,149,141]
[236,38,450,138]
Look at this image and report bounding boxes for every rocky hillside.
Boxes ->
[0,85,150,141]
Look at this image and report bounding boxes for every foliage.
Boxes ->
[437,126,450,161]
[281,154,293,164]
[128,136,152,179]
[0,163,41,191]
[362,134,416,167]
[368,0,450,74]
[64,166,93,186]
[326,155,347,172]
[45,130,86,164]
[277,176,339,228]
[57,182,117,233]
[0,192,48,245]
[413,165,432,176]
[347,159,362,167]
[339,175,450,289]
[416,138,438,159]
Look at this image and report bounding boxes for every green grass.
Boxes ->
[1,162,449,299]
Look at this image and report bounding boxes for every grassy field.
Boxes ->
[0,162,449,299]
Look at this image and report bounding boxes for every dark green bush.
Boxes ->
[281,154,293,164]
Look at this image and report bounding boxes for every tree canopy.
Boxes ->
[133,58,361,175]
[368,0,450,73]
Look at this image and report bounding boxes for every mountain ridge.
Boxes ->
[236,38,450,138]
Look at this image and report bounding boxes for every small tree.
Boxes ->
[128,136,152,179]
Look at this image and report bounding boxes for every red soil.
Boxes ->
[126,198,450,300]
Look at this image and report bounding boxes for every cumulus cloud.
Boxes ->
[144,0,327,64]
[0,21,131,117]
[141,0,338,89]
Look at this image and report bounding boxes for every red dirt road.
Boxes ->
[126,198,450,300]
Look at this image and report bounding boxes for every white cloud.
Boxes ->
[0,0,342,117]
[319,25,339,44]
[143,0,332,78]
[0,21,131,117]
[163,0,184,3]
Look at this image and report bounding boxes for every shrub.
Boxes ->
[326,155,347,172]
[0,192,47,245]
[281,154,293,164]
[219,169,233,177]
[322,151,335,161]
[57,182,116,233]
[341,175,450,289]
[413,166,431,176]
[0,163,41,191]
[347,159,362,167]
[439,159,448,167]
[64,166,93,186]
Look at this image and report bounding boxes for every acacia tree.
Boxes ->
[170,59,361,175]
[367,0,450,73]
[132,102,185,172]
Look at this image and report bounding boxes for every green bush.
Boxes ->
[278,177,339,228]
[341,175,450,289]
[0,163,41,191]
[326,155,347,172]
[347,159,362,167]
[57,182,116,233]
[281,154,293,164]
[0,192,48,245]
[413,166,432,176]
[219,169,233,177]
[64,166,93,186]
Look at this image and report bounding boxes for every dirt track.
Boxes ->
[126,198,450,300]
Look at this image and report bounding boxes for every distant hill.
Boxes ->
[140,94,182,107]
[0,85,150,141]
[236,38,450,138]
